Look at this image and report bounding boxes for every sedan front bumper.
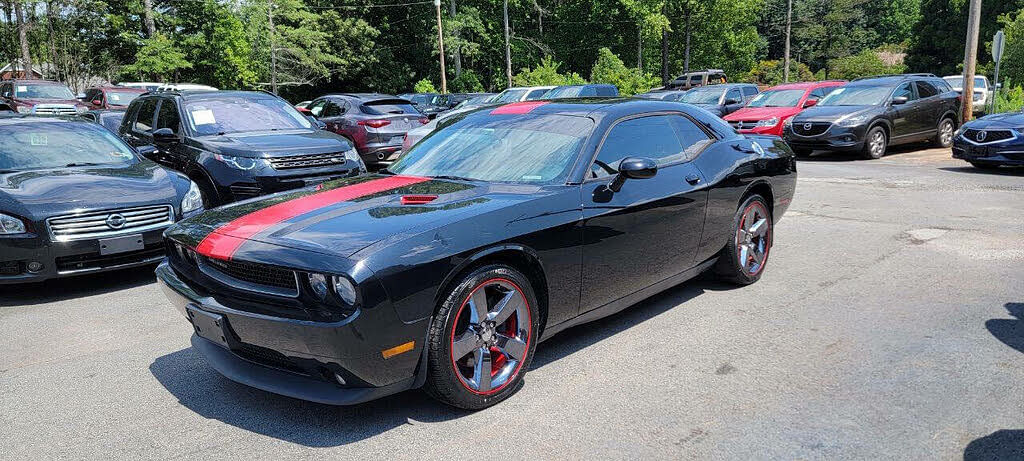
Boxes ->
[0,227,167,284]
[155,261,428,405]
[952,138,1024,166]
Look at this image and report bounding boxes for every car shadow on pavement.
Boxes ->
[985,303,1024,354]
[149,347,468,447]
[938,166,1024,176]
[796,143,931,162]
[963,429,1024,460]
[0,265,157,307]
[531,278,736,369]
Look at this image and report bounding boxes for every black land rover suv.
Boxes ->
[784,74,960,159]
[120,90,366,206]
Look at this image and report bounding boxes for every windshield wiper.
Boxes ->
[431,175,477,182]
[65,162,104,167]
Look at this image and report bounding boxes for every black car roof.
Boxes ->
[320,93,405,102]
[849,73,939,86]
[462,97,713,122]
[150,90,271,100]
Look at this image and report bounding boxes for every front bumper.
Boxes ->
[952,139,1024,166]
[784,124,867,152]
[155,261,428,405]
[0,227,168,284]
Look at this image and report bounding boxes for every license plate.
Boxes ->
[98,234,144,255]
[390,136,404,145]
[186,305,232,349]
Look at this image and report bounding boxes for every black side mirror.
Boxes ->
[609,157,657,192]
[137,145,158,158]
[891,96,908,105]
[152,127,178,144]
[725,98,741,105]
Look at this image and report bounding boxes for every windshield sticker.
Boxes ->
[30,133,47,146]
[190,108,216,125]
[17,86,27,93]
[109,94,121,102]
[110,151,133,159]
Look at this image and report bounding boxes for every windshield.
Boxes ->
[495,89,528,103]
[184,97,313,135]
[388,114,593,183]
[943,76,986,89]
[105,91,142,106]
[14,83,75,100]
[678,88,724,104]
[818,86,891,106]
[747,89,805,107]
[407,94,438,105]
[0,122,135,171]
[544,86,583,98]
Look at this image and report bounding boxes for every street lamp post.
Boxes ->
[434,0,447,94]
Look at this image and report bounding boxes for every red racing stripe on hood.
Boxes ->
[196,175,429,260]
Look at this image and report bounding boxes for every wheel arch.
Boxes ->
[741,180,775,216]
[435,244,550,337]
[868,119,892,142]
[938,110,959,128]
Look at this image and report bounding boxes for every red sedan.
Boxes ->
[723,81,846,137]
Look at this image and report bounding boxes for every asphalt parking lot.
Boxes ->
[1,146,1022,460]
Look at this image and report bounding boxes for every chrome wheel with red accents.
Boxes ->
[714,194,773,285]
[426,265,539,409]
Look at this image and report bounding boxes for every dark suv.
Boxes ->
[306,93,428,169]
[784,74,960,159]
[120,90,366,205]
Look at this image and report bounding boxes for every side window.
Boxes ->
[592,115,684,178]
[156,99,180,133]
[689,75,702,85]
[580,86,597,97]
[133,98,158,133]
[931,78,952,93]
[0,83,10,97]
[667,115,714,163]
[915,81,939,98]
[526,89,549,100]
[742,86,758,97]
[307,99,327,117]
[809,87,827,99]
[322,100,343,117]
[892,82,916,102]
[596,86,616,96]
[726,88,742,103]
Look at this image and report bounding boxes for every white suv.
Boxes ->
[943,75,993,114]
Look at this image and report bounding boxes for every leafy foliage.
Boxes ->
[827,49,907,81]
[590,47,659,95]
[121,33,191,81]
[512,56,586,86]
[413,78,438,93]
[450,69,485,92]
[994,81,1024,112]
[743,60,814,85]
[999,9,1024,89]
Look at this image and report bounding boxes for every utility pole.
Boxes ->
[503,0,511,88]
[449,0,461,78]
[268,0,277,95]
[683,3,691,73]
[961,0,982,121]
[434,0,447,93]
[783,0,792,83]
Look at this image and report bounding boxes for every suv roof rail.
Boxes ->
[853,73,937,81]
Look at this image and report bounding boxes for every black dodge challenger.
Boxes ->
[157,98,797,409]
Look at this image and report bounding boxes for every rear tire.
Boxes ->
[861,126,888,159]
[424,264,540,410]
[933,117,955,148]
[714,194,773,285]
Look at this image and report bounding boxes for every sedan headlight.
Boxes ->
[756,117,779,127]
[75,105,88,114]
[181,180,203,214]
[0,213,27,235]
[15,106,31,114]
[973,92,984,102]
[343,148,366,173]
[213,154,263,170]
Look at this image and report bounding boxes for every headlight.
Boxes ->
[75,105,88,114]
[756,117,779,127]
[973,92,983,102]
[332,276,357,304]
[15,106,31,114]
[783,118,794,129]
[308,273,329,300]
[343,148,366,172]
[836,114,870,127]
[181,180,203,214]
[0,213,27,235]
[213,154,262,170]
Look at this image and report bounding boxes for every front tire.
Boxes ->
[714,195,773,285]
[424,265,540,410]
[861,126,888,159]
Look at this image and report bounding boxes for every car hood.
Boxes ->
[967,112,1024,129]
[167,175,555,259]
[195,129,352,158]
[793,105,878,123]
[0,162,184,222]
[16,97,83,106]
[724,106,800,121]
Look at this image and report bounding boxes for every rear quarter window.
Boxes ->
[361,100,419,115]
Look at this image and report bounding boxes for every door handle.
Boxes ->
[685,174,701,185]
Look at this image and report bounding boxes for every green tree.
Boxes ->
[122,33,191,81]
[998,8,1024,87]
[174,0,256,89]
[413,78,437,93]
[513,56,586,86]
[450,69,485,92]
[590,47,659,95]
[906,0,1024,75]
[827,48,906,80]
[744,59,814,85]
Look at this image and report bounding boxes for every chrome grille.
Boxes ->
[268,152,347,170]
[199,256,299,297]
[47,205,174,241]
[32,104,78,115]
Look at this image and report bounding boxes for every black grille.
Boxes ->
[268,153,347,170]
[55,244,165,273]
[229,184,262,200]
[203,257,298,292]
[793,122,831,136]
[235,343,309,375]
[963,129,1014,143]
[0,261,21,276]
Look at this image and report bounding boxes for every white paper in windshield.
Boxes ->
[30,133,47,146]
[109,94,122,102]
[190,108,217,125]
[17,86,27,93]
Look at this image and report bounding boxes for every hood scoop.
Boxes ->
[401,194,438,205]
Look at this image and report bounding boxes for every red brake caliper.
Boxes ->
[489,316,517,376]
